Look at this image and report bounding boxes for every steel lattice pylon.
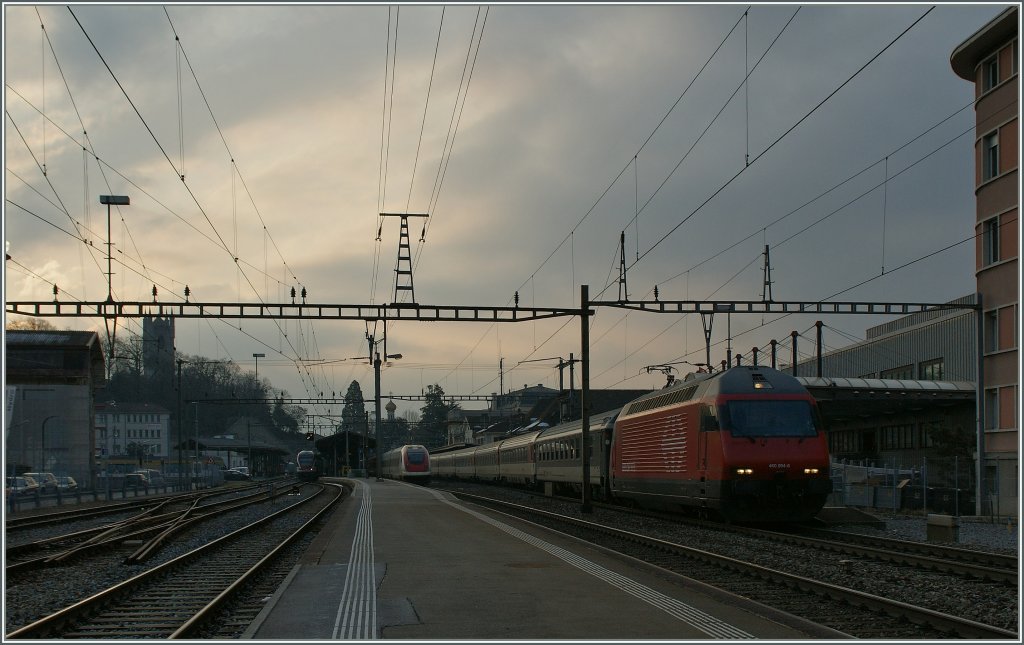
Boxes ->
[380,212,428,304]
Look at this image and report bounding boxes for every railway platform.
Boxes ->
[244,478,845,640]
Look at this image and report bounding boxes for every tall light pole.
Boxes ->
[371,344,402,480]
[176,360,183,490]
[40,415,58,472]
[99,194,129,376]
[253,352,265,384]
[178,359,229,489]
[251,353,265,477]
[99,195,129,303]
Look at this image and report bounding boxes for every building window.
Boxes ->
[881,365,913,380]
[985,389,999,430]
[984,310,999,353]
[919,358,944,380]
[982,55,999,91]
[982,131,999,180]
[881,424,914,450]
[983,217,1001,265]
[829,430,859,453]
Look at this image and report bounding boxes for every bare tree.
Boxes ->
[6,317,55,331]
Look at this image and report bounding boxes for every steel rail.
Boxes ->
[800,526,1018,571]
[169,482,348,638]
[5,483,342,639]
[452,491,1018,640]
[751,526,1018,583]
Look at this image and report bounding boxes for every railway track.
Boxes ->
[5,480,279,532]
[762,525,1018,583]
[5,482,346,639]
[6,481,296,574]
[449,490,1018,640]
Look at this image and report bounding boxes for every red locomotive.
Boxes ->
[433,366,832,523]
[610,366,831,521]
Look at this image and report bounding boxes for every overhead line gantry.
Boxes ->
[8,289,984,514]
[6,297,971,322]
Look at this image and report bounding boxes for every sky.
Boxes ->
[3,2,1012,422]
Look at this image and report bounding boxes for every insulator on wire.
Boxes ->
[184,285,191,302]
[514,291,519,307]
[301,287,307,303]
[53,284,59,301]
[152,285,158,301]
[653,285,659,301]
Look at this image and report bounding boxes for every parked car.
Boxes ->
[135,469,165,488]
[24,472,58,494]
[124,472,149,489]
[54,475,78,491]
[232,467,250,477]
[222,468,251,481]
[6,476,40,495]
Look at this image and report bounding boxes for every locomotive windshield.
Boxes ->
[406,449,427,464]
[721,400,819,438]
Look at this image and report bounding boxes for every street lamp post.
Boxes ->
[40,415,58,473]
[194,401,200,489]
[253,353,265,384]
[176,360,183,491]
[99,195,129,303]
[99,195,129,378]
[372,350,402,480]
[250,353,265,476]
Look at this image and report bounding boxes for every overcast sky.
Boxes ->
[3,3,1009,420]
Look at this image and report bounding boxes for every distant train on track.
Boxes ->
[380,444,431,484]
[432,366,832,522]
[296,450,319,482]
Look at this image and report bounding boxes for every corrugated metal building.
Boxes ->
[791,294,977,381]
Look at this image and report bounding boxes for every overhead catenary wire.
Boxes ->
[622,7,935,289]
[646,98,979,296]
[162,8,309,296]
[405,7,446,215]
[6,6,983,405]
[67,8,330,403]
[442,6,750,384]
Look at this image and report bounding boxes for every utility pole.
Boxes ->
[617,231,628,302]
[375,351,383,480]
[580,284,592,513]
[176,359,183,491]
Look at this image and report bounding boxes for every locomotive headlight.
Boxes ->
[803,468,819,474]
[735,468,753,475]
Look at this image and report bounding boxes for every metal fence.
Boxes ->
[829,456,1018,519]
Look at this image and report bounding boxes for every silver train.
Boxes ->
[380,444,431,484]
